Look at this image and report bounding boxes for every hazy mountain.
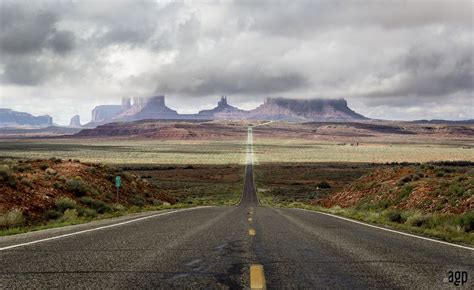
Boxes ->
[247,98,367,121]
[90,105,122,123]
[69,115,81,127]
[198,96,246,119]
[0,108,53,128]
[112,96,179,122]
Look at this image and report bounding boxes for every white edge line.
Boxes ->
[0,206,209,251]
[291,207,474,251]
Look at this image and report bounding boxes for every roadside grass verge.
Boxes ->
[258,191,474,246]
[0,203,197,237]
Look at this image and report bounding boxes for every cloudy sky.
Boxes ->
[0,0,472,125]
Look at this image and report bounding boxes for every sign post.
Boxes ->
[115,176,121,202]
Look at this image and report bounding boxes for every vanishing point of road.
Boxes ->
[1,126,473,289]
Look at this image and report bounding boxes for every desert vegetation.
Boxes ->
[0,139,246,165]
[252,138,474,164]
[123,164,244,206]
[0,156,245,235]
[0,158,175,234]
[256,161,474,245]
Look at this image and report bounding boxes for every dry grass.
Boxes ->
[253,138,474,164]
[0,139,246,165]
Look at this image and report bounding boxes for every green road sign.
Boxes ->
[115,176,121,188]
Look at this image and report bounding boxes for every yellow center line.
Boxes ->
[250,264,266,289]
[248,217,252,222]
[248,228,256,236]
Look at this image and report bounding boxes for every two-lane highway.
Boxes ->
[1,127,472,288]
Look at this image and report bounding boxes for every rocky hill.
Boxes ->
[315,162,474,215]
[0,108,53,128]
[198,96,246,119]
[0,158,174,229]
[90,105,122,123]
[247,98,367,121]
[75,120,247,139]
[113,96,179,122]
[69,115,81,127]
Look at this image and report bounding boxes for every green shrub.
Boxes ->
[62,208,79,222]
[398,184,413,199]
[407,213,430,228]
[0,209,25,228]
[39,163,49,170]
[86,167,97,174]
[53,181,64,190]
[0,165,16,187]
[55,197,77,213]
[457,212,474,232]
[151,199,162,206]
[77,207,97,218]
[384,209,405,223]
[79,196,94,204]
[65,177,88,196]
[316,181,331,189]
[129,196,145,207]
[375,200,391,209]
[435,169,445,177]
[49,157,62,163]
[448,182,466,197]
[105,174,115,182]
[44,209,61,220]
[18,164,33,172]
[398,175,412,185]
[80,197,112,214]
[112,204,126,211]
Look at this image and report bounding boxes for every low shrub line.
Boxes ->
[258,191,474,246]
[0,203,196,237]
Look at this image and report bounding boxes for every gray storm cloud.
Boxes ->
[0,0,472,124]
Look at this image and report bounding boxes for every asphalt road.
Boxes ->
[1,127,473,289]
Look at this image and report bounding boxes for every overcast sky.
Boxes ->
[0,0,473,125]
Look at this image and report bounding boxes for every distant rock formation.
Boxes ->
[112,96,179,122]
[85,95,368,127]
[91,105,122,123]
[198,96,246,119]
[69,115,81,127]
[0,108,53,127]
[121,97,132,111]
[247,98,367,121]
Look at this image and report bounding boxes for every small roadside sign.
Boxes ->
[115,176,121,202]
[115,176,121,188]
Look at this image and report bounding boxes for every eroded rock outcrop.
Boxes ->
[112,96,179,122]
[91,105,122,123]
[247,98,367,121]
[69,115,81,127]
[85,96,369,126]
[0,108,53,127]
[198,96,246,119]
